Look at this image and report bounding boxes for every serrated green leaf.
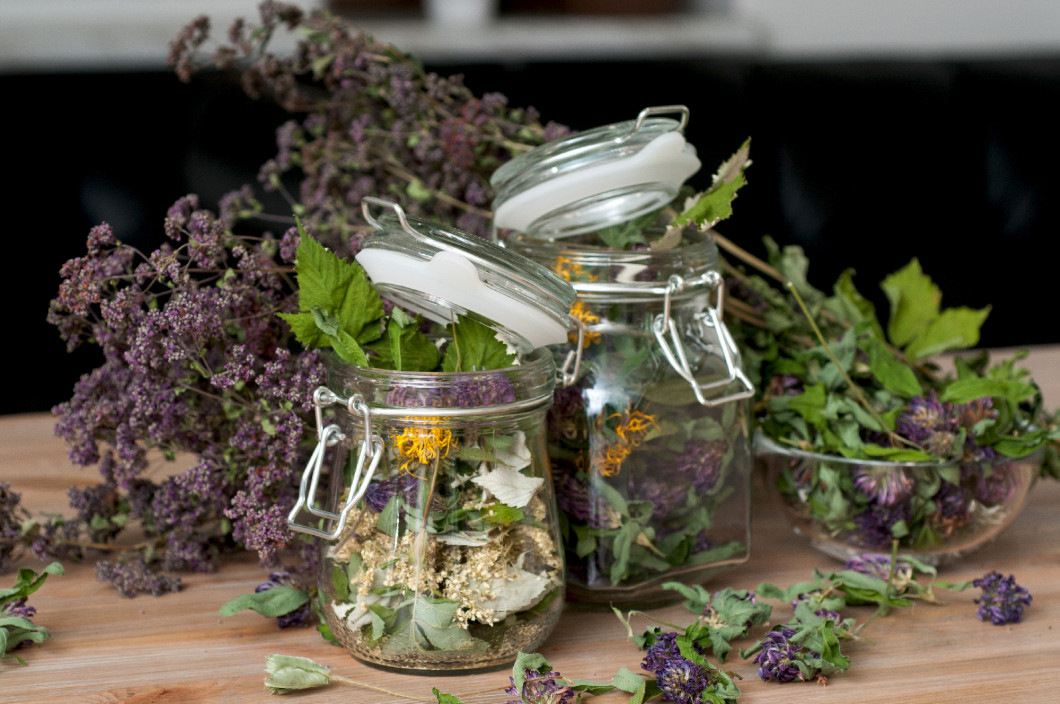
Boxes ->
[673,138,751,228]
[903,306,990,360]
[279,229,384,358]
[861,336,922,398]
[881,258,940,348]
[940,376,1038,405]
[441,315,515,372]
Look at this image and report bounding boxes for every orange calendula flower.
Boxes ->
[610,408,659,446]
[390,424,456,475]
[589,407,658,477]
[569,301,602,348]
[553,256,597,283]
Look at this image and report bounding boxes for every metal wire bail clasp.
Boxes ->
[287,387,384,540]
[652,273,755,407]
[557,312,586,388]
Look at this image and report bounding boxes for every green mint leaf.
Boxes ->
[0,562,63,605]
[881,258,940,348]
[379,309,440,371]
[903,306,990,360]
[310,307,370,366]
[441,315,515,372]
[280,229,384,354]
[219,585,309,619]
[826,269,884,335]
[940,376,1038,405]
[512,651,554,691]
[432,688,467,704]
[860,336,922,398]
[264,654,330,694]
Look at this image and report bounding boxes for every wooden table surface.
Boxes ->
[3,347,1060,704]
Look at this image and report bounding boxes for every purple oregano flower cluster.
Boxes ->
[44,192,327,595]
[22,2,563,601]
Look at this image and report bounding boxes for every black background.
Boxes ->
[5,55,1059,415]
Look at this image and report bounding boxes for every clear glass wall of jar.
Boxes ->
[289,349,565,671]
[508,229,753,608]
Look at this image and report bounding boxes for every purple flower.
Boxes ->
[673,439,727,495]
[894,391,961,458]
[2,598,37,620]
[930,481,972,534]
[755,627,806,682]
[94,558,181,598]
[843,553,893,580]
[963,457,1021,506]
[642,631,684,673]
[1,598,39,650]
[655,657,713,704]
[547,385,586,442]
[973,571,1032,625]
[554,475,614,530]
[852,465,913,506]
[504,668,574,704]
[363,474,420,513]
[384,373,515,409]
[852,500,912,549]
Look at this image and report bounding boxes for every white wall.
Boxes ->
[733,0,1060,57]
[1,0,1059,71]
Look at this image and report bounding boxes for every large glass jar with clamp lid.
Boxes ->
[492,107,755,608]
[286,198,576,671]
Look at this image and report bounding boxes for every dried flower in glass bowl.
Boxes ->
[719,241,1059,564]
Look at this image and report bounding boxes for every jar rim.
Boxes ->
[754,432,1037,469]
[357,198,575,351]
[491,106,701,238]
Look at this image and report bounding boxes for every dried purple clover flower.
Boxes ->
[972,571,1032,625]
[894,391,961,458]
[504,668,575,704]
[654,657,714,704]
[852,465,913,506]
[852,500,912,549]
[673,439,727,494]
[754,626,806,682]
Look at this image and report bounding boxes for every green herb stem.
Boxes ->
[785,281,916,450]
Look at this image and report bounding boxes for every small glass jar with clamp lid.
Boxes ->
[491,106,755,608]
[286,198,576,671]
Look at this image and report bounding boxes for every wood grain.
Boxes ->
[3,346,1059,703]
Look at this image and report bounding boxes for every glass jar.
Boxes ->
[756,435,1039,565]
[508,232,754,607]
[287,199,575,671]
[491,108,755,608]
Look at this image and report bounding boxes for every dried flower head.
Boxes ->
[973,571,1032,625]
[504,668,574,704]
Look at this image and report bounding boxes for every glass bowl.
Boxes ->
[755,435,1039,565]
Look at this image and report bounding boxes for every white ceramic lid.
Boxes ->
[355,198,576,351]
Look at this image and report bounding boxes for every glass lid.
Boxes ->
[491,105,701,239]
[355,197,576,352]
